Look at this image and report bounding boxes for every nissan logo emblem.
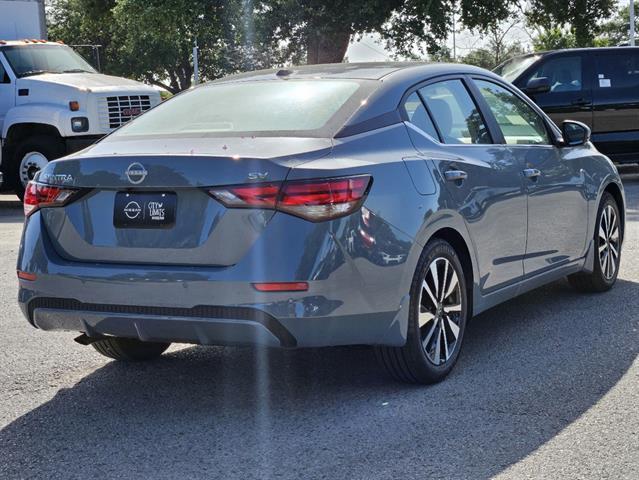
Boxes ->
[125,162,147,184]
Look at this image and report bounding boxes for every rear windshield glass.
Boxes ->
[108,79,366,139]
[3,45,96,77]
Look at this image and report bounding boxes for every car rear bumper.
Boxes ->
[18,211,414,348]
[22,295,408,348]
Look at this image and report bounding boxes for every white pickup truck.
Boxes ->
[0,40,161,198]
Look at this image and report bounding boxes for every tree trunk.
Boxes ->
[574,23,593,48]
[307,31,351,64]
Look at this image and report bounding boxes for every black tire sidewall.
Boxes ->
[592,192,621,288]
[405,239,469,382]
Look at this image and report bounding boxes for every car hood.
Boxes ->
[17,73,156,93]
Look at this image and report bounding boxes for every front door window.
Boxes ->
[474,79,550,145]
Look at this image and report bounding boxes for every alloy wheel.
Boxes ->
[599,204,620,280]
[418,257,462,365]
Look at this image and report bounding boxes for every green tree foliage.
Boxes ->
[48,0,252,92]
[47,0,116,69]
[49,0,621,91]
[48,0,522,89]
[462,14,527,69]
[257,0,518,64]
[532,26,577,51]
[527,0,616,47]
[462,42,525,70]
[596,3,638,46]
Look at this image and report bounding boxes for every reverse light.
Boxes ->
[24,181,80,217]
[209,175,372,222]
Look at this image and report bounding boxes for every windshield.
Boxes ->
[2,45,96,78]
[108,79,367,139]
[494,55,540,82]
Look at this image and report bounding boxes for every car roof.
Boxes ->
[541,46,639,54]
[210,61,505,137]
[504,46,639,61]
[215,61,491,82]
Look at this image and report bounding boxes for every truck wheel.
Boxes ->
[10,135,65,200]
[92,337,171,361]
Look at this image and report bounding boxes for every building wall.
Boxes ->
[0,0,47,40]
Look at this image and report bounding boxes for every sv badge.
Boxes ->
[248,172,269,181]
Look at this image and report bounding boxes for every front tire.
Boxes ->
[568,192,621,293]
[9,135,66,200]
[92,337,171,361]
[375,239,469,384]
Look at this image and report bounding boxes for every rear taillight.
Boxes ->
[24,181,80,217]
[208,175,372,222]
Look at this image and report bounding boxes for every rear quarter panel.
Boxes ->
[290,123,479,316]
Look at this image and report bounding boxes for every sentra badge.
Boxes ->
[41,173,74,185]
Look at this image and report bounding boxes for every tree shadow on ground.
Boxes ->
[0,278,637,479]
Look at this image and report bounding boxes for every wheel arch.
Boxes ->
[4,123,63,148]
[2,123,65,191]
[603,181,625,242]
[428,227,475,318]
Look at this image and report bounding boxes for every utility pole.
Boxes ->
[193,38,199,86]
[452,7,457,61]
[631,0,636,46]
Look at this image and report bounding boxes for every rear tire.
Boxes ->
[375,239,469,384]
[9,135,66,201]
[92,337,170,361]
[568,192,621,293]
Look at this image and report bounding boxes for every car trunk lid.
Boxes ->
[38,137,331,267]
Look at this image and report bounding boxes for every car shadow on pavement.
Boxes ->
[0,278,637,479]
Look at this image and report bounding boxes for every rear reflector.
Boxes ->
[24,181,80,217]
[252,282,309,292]
[209,175,372,222]
[17,271,37,281]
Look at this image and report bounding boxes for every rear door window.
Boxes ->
[402,92,439,140]
[474,80,550,145]
[419,80,491,144]
[594,51,639,89]
[527,56,583,92]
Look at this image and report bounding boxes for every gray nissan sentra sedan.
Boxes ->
[17,63,625,384]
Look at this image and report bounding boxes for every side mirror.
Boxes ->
[525,77,551,95]
[561,120,591,147]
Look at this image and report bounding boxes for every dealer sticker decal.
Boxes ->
[147,201,165,221]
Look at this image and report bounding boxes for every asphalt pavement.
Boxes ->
[0,168,638,479]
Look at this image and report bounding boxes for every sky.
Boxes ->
[346,0,633,62]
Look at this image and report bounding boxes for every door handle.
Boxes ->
[523,168,541,179]
[570,98,591,107]
[444,170,468,182]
